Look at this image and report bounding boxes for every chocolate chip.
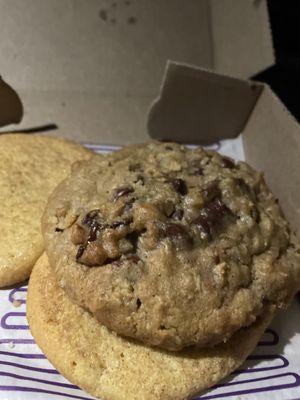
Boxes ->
[111,259,122,267]
[193,198,232,240]
[134,175,145,185]
[81,210,103,243]
[165,145,173,151]
[164,223,187,237]
[235,178,257,203]
[87,224,99,242]
[136,298,141,309]
[110,221,126,229]
[171,209,184,220]
[215,255,220,264]
[194,167,203,176]
[128,163,141,172]
[123,197,136,213]
[201,182,221,202]
[126,231,139,251]
[76,245,85,260]
[163,223,192,248]
[190,160,203,175]
[193,215,212,240]
[206,198,231,219]
[82,209,100,227]
[221,157,235,169]
[236,178,251,193]
[114,186,134,201]
[163,201,175,217]
[55,227,64,232]
[126,254,140,263]
[170,178,187,195]
[251,206,260,223]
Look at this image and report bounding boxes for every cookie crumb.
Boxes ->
[13,299,22,308]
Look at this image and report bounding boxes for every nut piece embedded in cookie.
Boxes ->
[42,142,300,351]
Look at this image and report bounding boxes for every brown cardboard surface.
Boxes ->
[148,62,262,144]
[0,0,210,143]
[210,0,274,78]
[243,86,300,236]
[0,0,273,142]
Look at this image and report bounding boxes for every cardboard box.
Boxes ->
[0,0,273,143]
[0,0,298,235]
[1,3,300,399]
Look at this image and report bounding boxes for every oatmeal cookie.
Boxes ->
[42,142,300,350]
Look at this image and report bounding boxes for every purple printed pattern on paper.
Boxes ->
[258,329,279,346]
[0,143,299,400]
[0,339,35,345]
[196,353,300,399]
[0,371,78,389]
[200,374,300,399]
[0,386,92,400]
[0,351,45,359]
[1,282,299,400]
[234,354,289,374]
[0,360,58,374]
[8,287,27,305]
[1,312,28,330]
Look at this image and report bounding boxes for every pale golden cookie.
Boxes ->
[42,142,300,351]
[0,134,92,287]
[27,253,275,400]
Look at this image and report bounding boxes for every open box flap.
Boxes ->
[148,61,263,144]
[0,0,273,142]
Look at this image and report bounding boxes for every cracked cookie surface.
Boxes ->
[42,142,300,351]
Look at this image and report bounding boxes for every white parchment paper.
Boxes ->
[0,138,299,400]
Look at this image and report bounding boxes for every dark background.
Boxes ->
[253,1,300,121]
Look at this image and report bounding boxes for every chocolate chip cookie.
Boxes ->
[42,142,300,351]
